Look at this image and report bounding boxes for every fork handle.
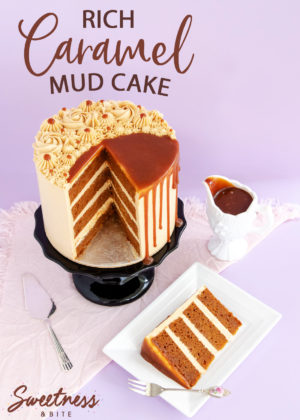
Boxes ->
[44,320,73,371]
[162,388,204,392]
[162,386,230,397]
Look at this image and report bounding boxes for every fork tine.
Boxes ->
[128,378,146,386]
[128,381,146,390]
[129,387,146,396]
[128,384,146,391]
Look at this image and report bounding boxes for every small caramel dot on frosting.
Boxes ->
[62,107,66,111]
[102,114,108,119]
[44,154,51,161]
[140,113,146,118]
[84,128,90,132]
[76,140,81,144]
[107,127,111,131]
[61,128,65,133]
[47,118,55,124]
[100,100,104,103]
[86,100,93,105]
[66,154,72,159]
[63,172,68,177]
[137,105,141,109]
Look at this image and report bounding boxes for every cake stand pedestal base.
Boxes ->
[72,267,154,306]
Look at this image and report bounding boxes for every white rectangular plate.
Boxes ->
[103,262,281,417]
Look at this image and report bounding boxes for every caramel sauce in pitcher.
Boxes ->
[205,177,253,215]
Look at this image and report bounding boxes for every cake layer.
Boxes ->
[151,330,201,388]
[183,302,228,350]
[113,190,138,237]
[74,187,112,238]
[198,288,242,334]
[75,197,114,248]
[113,205,140,255]
[76,203,114,258]
[169,317,215,370]
[72,166,110,220]
[110,171,136,218]
[69,148,106,203]
[73,178,111,225]
[141,337,192,389]
[165,327,206,375]
[105,150,136,199]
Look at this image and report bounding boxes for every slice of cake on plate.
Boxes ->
[141,286,242,388]
[33,100,180,265]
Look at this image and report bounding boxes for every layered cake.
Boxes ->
[33,100,180,264]
[141,287,242,388]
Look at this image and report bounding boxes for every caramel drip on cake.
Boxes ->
[166,174,170,242]
[143,192,149,259]
[175,185,178,221]
[159,180,163,230]
[142,164,179,259]
[172,161,178,189]
[173,158,180,220]
[152,186,157,247]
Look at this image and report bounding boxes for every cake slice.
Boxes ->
[141,286,242,388]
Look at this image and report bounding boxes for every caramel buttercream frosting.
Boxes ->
[33,100,176,187]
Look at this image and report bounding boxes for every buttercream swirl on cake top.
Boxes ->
[33,100,176,187]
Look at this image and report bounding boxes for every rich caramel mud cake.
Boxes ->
[33,100,180,264]
[141,286,242,388]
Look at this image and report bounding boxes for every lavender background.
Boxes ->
[1,0,300,208]
[1,0,300,419]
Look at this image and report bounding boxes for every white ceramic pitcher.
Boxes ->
[203,175,258,261]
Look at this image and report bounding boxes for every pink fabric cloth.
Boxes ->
[0,199,299,420]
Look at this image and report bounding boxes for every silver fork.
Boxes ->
[128,379,230,398]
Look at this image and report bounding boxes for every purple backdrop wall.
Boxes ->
[1,0,300,208]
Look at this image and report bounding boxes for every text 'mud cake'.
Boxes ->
[33,100,180,265]
[141,287,242,388]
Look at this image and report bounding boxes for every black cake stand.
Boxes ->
[34,198,186,306]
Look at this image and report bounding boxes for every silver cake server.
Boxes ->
[22,273,73,371]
